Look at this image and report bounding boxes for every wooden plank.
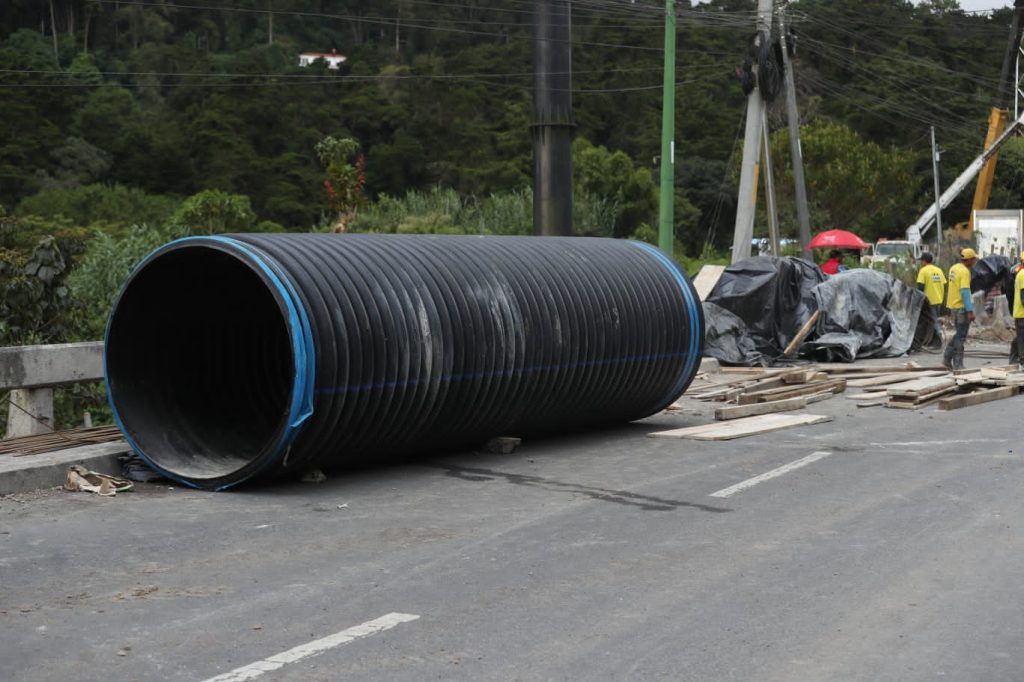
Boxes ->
[826,371,893,380]
[782,370,829,384]
[884,391,954,410]
[782,310,821,358]
[885,377,956,398]
[886,385,957,406]
[737,378,846,405]
[648,413,833,441]
[719,367,786,376]
[813,362,940,374]
[846,370,947,388]
[714,396,807,421]
[937,385,1020,411]
[692,264,727,301]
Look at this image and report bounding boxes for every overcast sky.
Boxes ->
[938,0,1011,11]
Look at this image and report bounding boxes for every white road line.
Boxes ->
[202,612,420,682]
[869,438,1005,447]
[709,451,833,498]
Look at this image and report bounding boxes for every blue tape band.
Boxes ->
[631,242,702,405]
[103,236,315,490]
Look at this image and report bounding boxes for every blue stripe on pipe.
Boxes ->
[630,242,702,405]
[103,236,316,490]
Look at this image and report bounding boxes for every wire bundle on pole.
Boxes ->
[104,234,704,490]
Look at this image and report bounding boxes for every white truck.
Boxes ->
[973,208,1023,258]
[862,239,922,266]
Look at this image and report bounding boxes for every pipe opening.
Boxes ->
[106,244,294,483]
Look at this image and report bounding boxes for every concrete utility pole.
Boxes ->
[731,0,774,263]
[658,0,676,256]
[931,125,944,244]
[777,3,813,260]
[762,109,781,256]
[532,0,575,236]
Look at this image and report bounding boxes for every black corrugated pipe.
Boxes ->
[104,235,704,490]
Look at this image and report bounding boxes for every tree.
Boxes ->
[169,190,256,234]
[315,136,366,232]
[767,120,920,242]
[573,138,658,238]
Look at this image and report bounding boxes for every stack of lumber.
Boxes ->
[677,360,1023,418]
[841,363,1024,410]
[686,366,848,421]
[883,376,957,409]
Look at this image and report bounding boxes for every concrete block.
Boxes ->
[699,357,721,374]
[0,341,104,391]
[0,441,131,495]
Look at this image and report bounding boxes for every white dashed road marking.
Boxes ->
[202,612,420,682]
[710,451,833,498]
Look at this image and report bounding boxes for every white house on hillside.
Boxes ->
[298,48,347,70]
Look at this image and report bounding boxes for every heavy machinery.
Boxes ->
[906,0,1024,246]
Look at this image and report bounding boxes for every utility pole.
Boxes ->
[777,3,812,260]
[931,125,943,244]
[532,0,575,236]
[762,109,781,256]
[658,0,676,256]
[731,0,774,264]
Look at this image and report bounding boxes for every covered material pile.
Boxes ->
[703,257,933,365]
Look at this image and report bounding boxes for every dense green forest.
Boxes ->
[1,1,1022,360]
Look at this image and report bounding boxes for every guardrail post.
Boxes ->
[5,388,54,439]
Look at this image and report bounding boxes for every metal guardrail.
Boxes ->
[1,342,104,439]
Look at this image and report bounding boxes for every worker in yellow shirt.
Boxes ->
[916,252,946,348]
[943,247,978,370]
[1011,251,1024,367]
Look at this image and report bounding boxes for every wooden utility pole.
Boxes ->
[532,0,575,236]
[778,3,813,260]
[762,109,780,256]
[731,0,774,263]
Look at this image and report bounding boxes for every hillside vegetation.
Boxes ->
[0,1,1020,357]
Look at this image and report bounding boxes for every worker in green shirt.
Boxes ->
[916,252,946,348]
[943,247,978,371]
[1011,251,1024,367]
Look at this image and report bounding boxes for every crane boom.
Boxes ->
[906,111,1024,243]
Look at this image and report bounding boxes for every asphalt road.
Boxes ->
[2,374,1024,681]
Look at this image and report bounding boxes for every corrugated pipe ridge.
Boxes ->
[104,234,704,490]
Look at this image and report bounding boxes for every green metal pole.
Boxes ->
[658,0,676,256]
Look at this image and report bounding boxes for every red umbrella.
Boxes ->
[806,229,869,250]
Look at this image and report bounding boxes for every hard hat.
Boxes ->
[960,247,978,260]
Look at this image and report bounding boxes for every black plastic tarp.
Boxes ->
[701,302,767,367]
[703,257,931,365]
[972,255,1016,312]
[804,269,930,362]
[704,256,824,359]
